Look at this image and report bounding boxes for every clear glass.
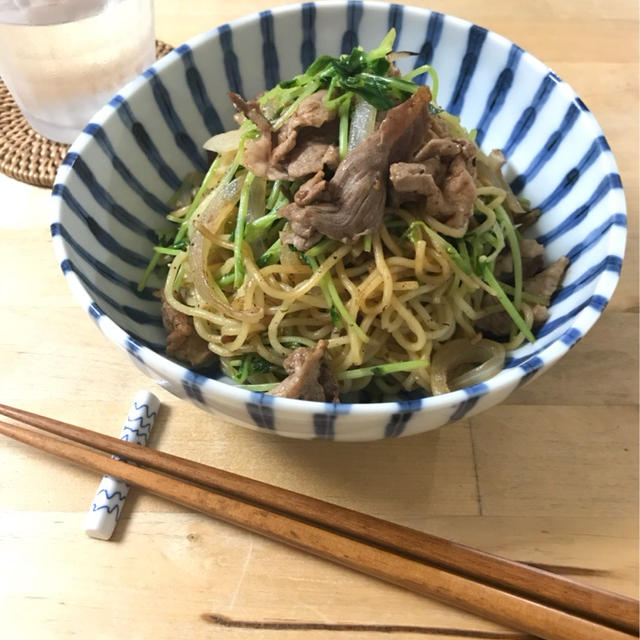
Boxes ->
[0,0,155,143]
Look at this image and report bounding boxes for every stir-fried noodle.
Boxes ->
[143,30,566,401]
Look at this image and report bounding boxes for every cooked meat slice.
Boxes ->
[475,301,550,338]
[160,291,214,368]
[294,170,328,206]
[520,237,545,278]
[231,90,338,180]
[474,309,514,337]
[438,153,477,228]
[516,207,541,229]
[280,86,432,250]
[426,111,451,139]
[229,91,270,133]
[476,149,540,228]
[492,254,511,280]
[495,237,545,280]
[523,257,570,301]
[268,340,339,402]
[532,304,549,326]
[279,207,323,250]
[285,121,340,180]
[389,162,438,196]
[521,237,545,260]
[475,256,569,338]
[229,92,287,180]
[386,93,431,163]
[271,90,337,166]
[286,89,337,129]
[415,136,469,160]
[390,131,477,228]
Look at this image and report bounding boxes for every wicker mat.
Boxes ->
[0,40,173,189]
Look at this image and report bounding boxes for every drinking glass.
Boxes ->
[0,0,155,143]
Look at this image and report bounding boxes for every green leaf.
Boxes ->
[337,359,427,380]
[304,54,334,77]
[481,265,536,343]
[366,28,397,61]
[232,354,272,383]
[332,48,368,75]
[257,238,281,267]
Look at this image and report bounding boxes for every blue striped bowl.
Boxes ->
[51,1,626,441]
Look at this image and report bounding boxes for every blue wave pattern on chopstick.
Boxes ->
[50,1,626,440]
[88,399,158,523]
[130,400,159,422]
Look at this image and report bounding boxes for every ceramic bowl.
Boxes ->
[51,1,626,440]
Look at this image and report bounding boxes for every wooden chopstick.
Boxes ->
[0,411,637,640]
[1,402,636,636]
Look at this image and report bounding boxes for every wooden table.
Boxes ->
[1,1,637,637]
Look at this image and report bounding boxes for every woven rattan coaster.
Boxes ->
[0,40,173,189]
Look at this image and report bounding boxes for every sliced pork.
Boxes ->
[475,257,570,338]
[495,237,545,281]
[388,118,477,228]
[476,148,540,228]
[523,257,570,301]
[160,291,214,368]
[268,340,339,402]
[280,86,432,250]
[230,90,338,181]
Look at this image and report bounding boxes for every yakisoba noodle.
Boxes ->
[148,31,555,401]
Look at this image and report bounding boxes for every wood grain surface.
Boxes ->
[0,1,637,638]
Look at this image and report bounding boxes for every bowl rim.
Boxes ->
[51,0,627,417]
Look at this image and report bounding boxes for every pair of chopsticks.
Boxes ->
[0,403,637,640]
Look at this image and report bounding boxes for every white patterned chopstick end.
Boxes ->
[84,390,160,540]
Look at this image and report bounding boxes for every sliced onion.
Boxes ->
[279,240,300,267]
[246,176,268,254]
[203,128,243,154]
[476,149,524,215]
[348,95,377,152]
[247,175,266,223]
[430,339,505,394]
[188,230,263,323]
[187,176,262,323]
[197,176,245,234]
